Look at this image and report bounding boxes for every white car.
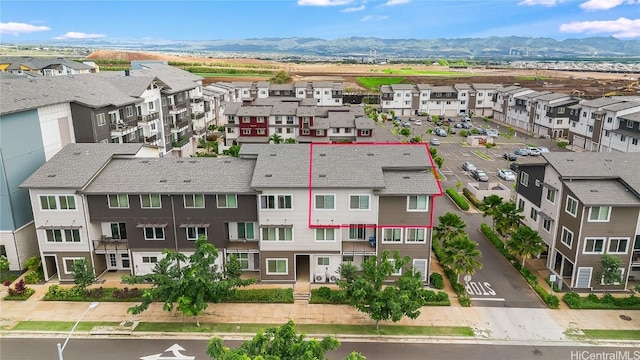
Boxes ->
[498,168,516,181]
[536,147,550,153]
[414,120,422,126]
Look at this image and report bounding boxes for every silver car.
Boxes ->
[462,162,476,172]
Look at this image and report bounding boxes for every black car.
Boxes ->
[503,153,517,161]
[470,169,489,182]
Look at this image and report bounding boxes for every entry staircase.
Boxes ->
[293,281,310,304]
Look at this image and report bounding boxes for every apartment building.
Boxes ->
[567,98,627,152]
[380,84,415,116]
[530,93,578,139]
[597,102,640,153]
[21,142,442,284]
[0,57,96,77]
[514,152,640,291]
[295,81,343,106]
[491,85,536,124]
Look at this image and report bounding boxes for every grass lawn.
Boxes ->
[581,329,640,340]
[357,77,405,91]
[10,321,120,331]
[381,69,476,76]
[135,322,474,337]
[472,150,493,161]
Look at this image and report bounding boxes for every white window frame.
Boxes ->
[405,228,427,243]
[388,259,402,276]
[217,194,238,208]
[583,237,605,254]
[607,238,629,254]
[126,106,133,117]
[144,227,165,241]
[588,206,610,222]
[40,195,58,210]
[348,224,367,240]
[565,196,578,217]
[407,195,428,212]
[261,227,293,241]
[142,256,158,264]
[266,258,288,275]
[349,194,370,210]
[96,113,106,126]
[140,194,162,209]
[315,228,336,242]
[108,194,129,208]
[317,256,330,266]
[63,229,81,243]
[561,227,573,248]
[260,194,292,210]
[543,218,552,233]
[184,194,205,208]
[186,226,207,241]
[545,189,556,204]
[46,229,63,242]
[520,171,529,187]
[314,194,335,210]
[382,228,402,243]
[62,257,85,274]
[236,222,256,240]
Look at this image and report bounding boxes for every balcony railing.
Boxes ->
[191,112,205,120]
[137,112,160,122]
[171,118,190,130]
[172,136,190,148]
[190,97,204,103]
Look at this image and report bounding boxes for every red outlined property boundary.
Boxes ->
[307,142,443,230]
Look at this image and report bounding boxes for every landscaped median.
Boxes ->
[9,320,475,337]
[562,292,640,310]
[309,286,450,306]
[445,188,470,211]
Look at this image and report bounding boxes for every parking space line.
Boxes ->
[470,298,506,301]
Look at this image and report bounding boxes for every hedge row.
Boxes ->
[226,288,294,303]
[432,241,471,307]
[563,292,640,310]
[309,287,349,304]
[480,224,559,308]
[445,188,470,211]
[462,188,483,209]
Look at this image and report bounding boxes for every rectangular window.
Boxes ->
[407,195,428,211]
[111,223,127,240]
[242,117,250,123]
[46,229,63,242]
[349,224,366,240]
[186,227,207,240]
[342,255,354,263]
[184,194,205,208]
[627,121,634,128]
[57,195,76,210]
[314,195,335,210]
[237,222,255,240]
[257,117,265,123]
[518,199,525,211]
[388,259,401,276]
[633,138,639,146]
[588,206,610,222]
[217,194,237,208]
[349,195,370,210]
[317,257,330,266]
[546,189,556,204]
[543,218,552,232]
[361,130,370,136]
[260,195,292,209]
[520,172,529,187]
[266,259,288,275]
[242,129,251,135]
[96,113,106,126]
[561,227,573,248]
[257,129,266,135]
[565,196,578,217]
[530,208,538,221]
[608,238,628,254]
[584,238,605,254]
[40,195,57,210]
[140,194,161,208]
[108,194,129,208]
[64,229,81,242]
[63,258,83,274]
[126,106,133,117]
[142,256,158,264]
[382,228,402,243]
[144,227,165,240]
[406,228,426,243]
[315,228,335,241]
[262,227,293,241]
[235,253,249,270]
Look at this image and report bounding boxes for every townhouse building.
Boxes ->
[530,93,578,139]
[295,81,343,106]
[491,85,536,124]
[597,102,640,153]
[514,152,640,291]
[0,57,96,77]
[380,84,415,116]
[567,98,627,152]
[21,142,442,284]
[468,83,501,117]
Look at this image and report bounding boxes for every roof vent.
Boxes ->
[566,159,574,162]
[47,174,57,178]
[177,160,184,163]
[189,160,196,163]
[590,189,598,193]
[367,153,374,156]
[403,152,410,156]
[141,160,149,163]
[319,153,326,157]
[183,179,191,183]
[319,174,327,178]
[265,174,273,178]
[403,176,410,179]
[160,179,167,183]
[73,152,81,155]
[224,160,231,163]
[270,153,277,157]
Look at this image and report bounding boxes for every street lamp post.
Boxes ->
[57,301,99,360]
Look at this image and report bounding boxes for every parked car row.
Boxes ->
[462,161,516,182]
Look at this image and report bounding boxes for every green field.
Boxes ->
[357,77,406,91]
[192,73,273,78]
[381,69,475,76]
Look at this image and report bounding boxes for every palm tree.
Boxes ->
[494,201,524,236]
[506,226,545,268]
[440,235,483,283]
[433,212,467,246]
[269,133,283,144]
[480,194,503,231]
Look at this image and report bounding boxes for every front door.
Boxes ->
[106,252,131,270]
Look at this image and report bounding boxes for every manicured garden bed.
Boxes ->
[562,292,640,310]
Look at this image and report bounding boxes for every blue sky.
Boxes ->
[1,0,639,42]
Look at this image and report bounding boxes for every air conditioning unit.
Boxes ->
[314,273,326,283]
[329,275,338,283]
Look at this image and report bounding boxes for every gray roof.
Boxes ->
[241,144,310,188]
[83,157,256,194]
[237,106,272,117]
[619,111,640,122]
[132,63,202,94]
[96,72,161,97]
[269,84,294,91]
[328,111,354,128]
[223,102,242,115]
[579,97,625,108]
[355,117,375,129]
[390,84,415,91]
[471,83,501,90]
[603,102,640,112]
[20,143,143,189]
[0,57,94,71]
[563,180,640,206]
[378,170,442,195]
[536,92,571,101]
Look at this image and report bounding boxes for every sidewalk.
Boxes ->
[1,275,639,345]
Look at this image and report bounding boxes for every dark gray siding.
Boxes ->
[515,164,545,207]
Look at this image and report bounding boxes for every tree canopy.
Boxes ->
[506,225,545,268]
[439,235,483,283]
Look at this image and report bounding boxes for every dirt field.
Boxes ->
[87,50,640,97]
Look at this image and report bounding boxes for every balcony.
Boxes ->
[168,103,188,115]
[171,136,191,149]
[110,122,138,136]
[137,112,160,122]
[190,97,204,103]
[170,118,190,132]
[191,112,205,120]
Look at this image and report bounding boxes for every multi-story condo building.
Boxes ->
[530,93,578,139]
[468,83,501,117]
[380,84,415,116]
[514,152,640,291]
[597,102,640,153]
[21,142,442,284]
[491,85,536,124]
[567,98,627,152]
[0,57,96,77]
[295,81,343,106]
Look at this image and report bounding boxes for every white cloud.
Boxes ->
[297,0,353,5]
[579,0,628,10]
[0,22,50,36]
[560,17,640,38]
[518,0,561,6]
[342,4,365,12]
[360,15,389,21]
[54,32,106,40]
[383,0,410,5]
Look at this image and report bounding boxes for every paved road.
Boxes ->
[3,337,639,360]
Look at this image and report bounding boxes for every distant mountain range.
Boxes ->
[11,36,640,59]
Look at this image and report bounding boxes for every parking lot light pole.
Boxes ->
[57,302,99,360]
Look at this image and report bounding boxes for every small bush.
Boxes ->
[423,289,450,306]
[459,130,469,137]
[310,287,349,304]
[445,188,470,211]
[430,273,444,289]
[562,292,640,309]
[3,280,11,287]
[23,271,43,284]
[557,141,568,149]
[5,279,35,300]
[462,188,483,208]
[227,288,294,303]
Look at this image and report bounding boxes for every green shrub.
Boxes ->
[445,188,470,211]
[4,279,35,301]
[227,288,294,303]
[23,270,43,284]
[430,273,444,289]
[462,188,483,208]
[423,289,450,306]
[459,130,469,137]
[557,141,568,149]
[310,287,349,304]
